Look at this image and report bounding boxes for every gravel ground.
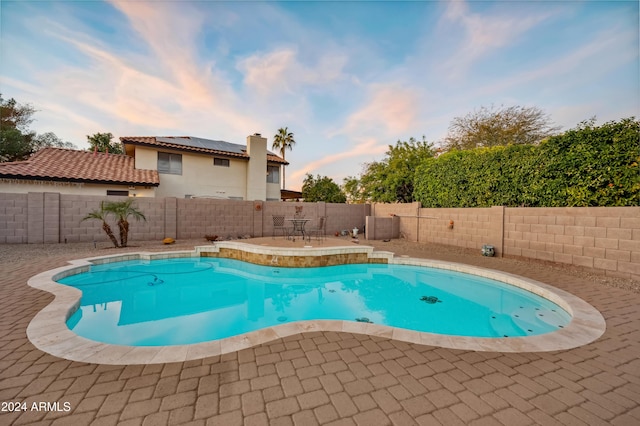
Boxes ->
[1,236,637,293]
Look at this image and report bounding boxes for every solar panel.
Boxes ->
[156,137,246,154]
[154,136,280,158]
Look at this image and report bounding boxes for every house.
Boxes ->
[0,133,287,201]
[0,147,159,196]
[120,133,286,201]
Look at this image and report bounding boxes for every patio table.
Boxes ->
[287,218,310,242]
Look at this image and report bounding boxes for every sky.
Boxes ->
[1,0,638,191]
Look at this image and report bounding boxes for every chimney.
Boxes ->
[246,133,267,201]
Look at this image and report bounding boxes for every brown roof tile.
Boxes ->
[120,136,289,165]
[0,148,159,186]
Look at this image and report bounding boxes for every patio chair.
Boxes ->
[306,216,326,242]
[272,215,290,239]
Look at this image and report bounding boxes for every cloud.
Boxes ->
[15,1,265,145]
[237,47,348,97]
[497,27,635,93]
[288,138,389,186]
[439,1,553,78]
[337,84,421,139]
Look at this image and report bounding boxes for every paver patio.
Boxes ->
[1,238,639,426]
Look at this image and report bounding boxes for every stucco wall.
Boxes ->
[153,148,248,199]
[0,179,155,196]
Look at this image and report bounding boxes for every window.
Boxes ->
[267,165,280,183]
[106,190,129,196]
[214,158,230,167]
[158,152,182,175]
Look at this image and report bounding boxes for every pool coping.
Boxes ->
[26,242,606,365]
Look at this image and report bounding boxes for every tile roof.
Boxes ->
[0,148,159,186]
[120,136,289,165]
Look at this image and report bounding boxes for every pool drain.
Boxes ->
[355,317,373,323]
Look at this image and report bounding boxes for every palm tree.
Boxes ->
[104,199,146,248]
[82,201,120,247]
[272,127,296,190]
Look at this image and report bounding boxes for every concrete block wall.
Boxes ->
[177,198,256,239]
[504,207,640,280]
[27,192,44,244]
[0,193,28,243]
[164,197,177,239]
[365,216,400,240]
[44,193,60,243]
[260,202,370,238]
[326,203,370,236]
[127,197,167,241]
[60,195,128,243]
[370,202,419,240]
[0,193,370,245]
[371,202,639,280]
[416,207,504,255]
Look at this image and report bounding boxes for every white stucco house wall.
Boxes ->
[0,134,287,201]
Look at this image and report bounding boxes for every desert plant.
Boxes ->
[104,199,146,247]
[82,201,120,247]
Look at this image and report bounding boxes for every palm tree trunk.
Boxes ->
[282,153,286,190]
[102,222,119,247]
[118,220,130,247]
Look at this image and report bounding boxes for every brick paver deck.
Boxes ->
[1,238,639,426]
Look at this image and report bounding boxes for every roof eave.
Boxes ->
[0,175,160,187]
[122,139,250,160]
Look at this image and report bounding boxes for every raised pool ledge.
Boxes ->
[27,242,606,365]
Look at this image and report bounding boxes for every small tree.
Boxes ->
[82,201,120,247]
[104,199,146,247]
[82,199,146,247]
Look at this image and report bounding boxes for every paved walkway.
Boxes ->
[1,238,639,425]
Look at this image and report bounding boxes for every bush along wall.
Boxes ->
[413,118,640,207]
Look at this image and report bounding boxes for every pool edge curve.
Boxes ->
[26,242,607,365]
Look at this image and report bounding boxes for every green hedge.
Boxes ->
[413,118,639,207]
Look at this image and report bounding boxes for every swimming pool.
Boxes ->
[59,257,570,346]
[26,243,606,364]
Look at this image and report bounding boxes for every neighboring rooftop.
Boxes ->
[0,147,160,186]
[120,136,289,164]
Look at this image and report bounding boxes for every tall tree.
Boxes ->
[444,105,560,150]
[32,132,76,151]
[87,132,123,154]
[1,94,75,162]
[272,127,295,189]
[302,174,347,203]
[1,94,36,131]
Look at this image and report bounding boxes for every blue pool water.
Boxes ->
[59,258,571,346]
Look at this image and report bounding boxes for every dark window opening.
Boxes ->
[214,158,230,167]
[107,190,129,196]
